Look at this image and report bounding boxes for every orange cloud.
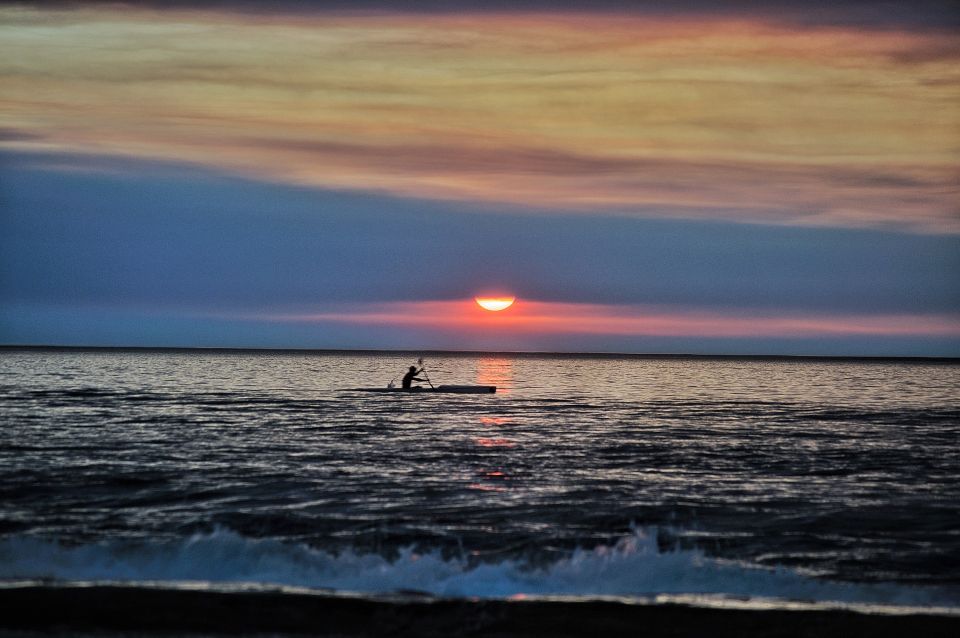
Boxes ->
[1,7,958,231]
[265,300,960,339]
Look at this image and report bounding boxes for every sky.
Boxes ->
[1,0,958,355]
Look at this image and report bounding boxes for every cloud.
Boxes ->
[1,6,957,232]
[0,127,42,142]
[5,300,959,355]
[3,151,958,317]
[6,1,959,31]
[265,299,960,339]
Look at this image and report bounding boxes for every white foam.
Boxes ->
[0,528,955,609]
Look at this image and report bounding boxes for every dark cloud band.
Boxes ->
[3,1,958,30]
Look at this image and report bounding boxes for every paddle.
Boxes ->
[417,357,435,389]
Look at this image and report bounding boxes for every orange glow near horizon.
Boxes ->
[475,297,516,312]
[263,299,960,339]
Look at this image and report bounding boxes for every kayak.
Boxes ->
[348,385,496,394]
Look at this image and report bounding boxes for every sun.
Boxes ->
[475,296,516,311]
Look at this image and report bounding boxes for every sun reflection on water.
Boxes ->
[477,357,513,392]
[470,361,517,492]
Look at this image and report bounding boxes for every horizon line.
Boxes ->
[2,344,957,363]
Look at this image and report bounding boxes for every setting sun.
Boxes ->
[475,297,516,312]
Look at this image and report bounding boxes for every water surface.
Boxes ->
[1,349,957,607]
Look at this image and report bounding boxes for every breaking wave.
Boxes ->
[1,527,955,609]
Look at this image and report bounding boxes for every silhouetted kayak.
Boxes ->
[348,385,496,394]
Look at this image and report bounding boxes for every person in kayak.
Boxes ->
[401,365,426,389]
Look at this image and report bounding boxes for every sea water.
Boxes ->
[1,349,958,610]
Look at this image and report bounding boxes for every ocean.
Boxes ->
[1,348,958,633]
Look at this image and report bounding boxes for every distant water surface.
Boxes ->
[1,349,958,608]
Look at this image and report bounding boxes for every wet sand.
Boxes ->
[1,585,957,637]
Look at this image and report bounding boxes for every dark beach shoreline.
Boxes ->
[0,585,957,637]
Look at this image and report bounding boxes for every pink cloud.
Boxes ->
[264,299,960,338]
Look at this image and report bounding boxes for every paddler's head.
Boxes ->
[409,366,417,372]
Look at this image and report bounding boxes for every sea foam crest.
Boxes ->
[0,528,954,608]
